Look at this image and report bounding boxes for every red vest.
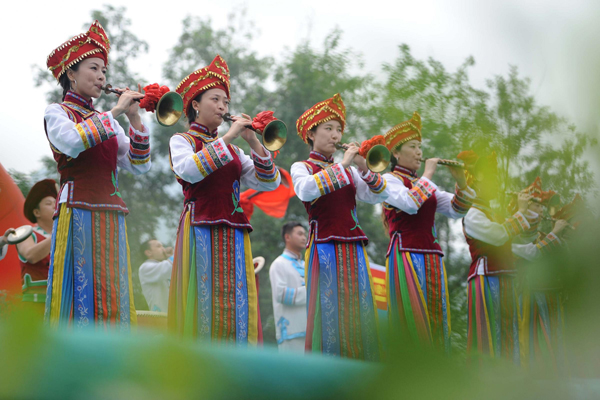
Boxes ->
[301,159,367,243]
[171,129,252,231]
[19,228,50,296]
[46,92,128,214]
[463,204,515,280]
[384,168,442,256]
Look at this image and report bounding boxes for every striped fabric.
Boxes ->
[45,204,136,331]
[305,236,380,360]
[253,153,279,183]
[168,209,258,345]
[192,139,233,178]
[467,275,520,365]
[361,170,386,194]
[535,233,562,254]
[451,184,474,214]
[502,212,529,237]
[313,164,350,195]
[520,288,566,371]
[281,287,297,306]
[407,178,436,208]
[128,127,150,165]
[386,242,451,352]
[75,112,115,150]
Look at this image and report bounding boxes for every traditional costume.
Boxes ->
[167,56,280,345]
[291,94,387,360]
[461,151,534,364]
[44,21,151,329]
[381,113,476,352]
[18,180,57,307]
[269,249,307,352]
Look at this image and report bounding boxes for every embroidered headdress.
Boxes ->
[47,20,110,81]
[296,94,346,144]
[384,112,422,151]
[176,55,231,116]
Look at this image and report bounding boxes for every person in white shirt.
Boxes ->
[269,222,308,353]
[139,239,174,313]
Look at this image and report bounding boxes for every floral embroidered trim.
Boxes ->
[314,163,349,195]
[407,177,436,208]
[502,211,530,238]
[361,170,386,194]
[128,127,150,165]
[451,184,474,214]
[536,232,562,254]
[193,139,232,177]
[253,152,279,183]
[75,112,115,150]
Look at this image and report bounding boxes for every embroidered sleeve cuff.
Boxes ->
[502,211,531,238]
[314,163,350,195]
[128,124,150,165]
[407,177,437,209]
[251,147,279,183]
[360,169,387,194]
[451,184,475,214]
[192,138,233,178]
[282,287,297,306]
[535,232,562,254]
[75,112,116,150]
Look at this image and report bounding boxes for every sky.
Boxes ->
[1,0,599,183]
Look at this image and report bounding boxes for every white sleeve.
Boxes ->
[383,173,438,215]
[464,208,530,246]
[138,260,173,285]
[237,145,281,191]
[350,167,389,204]
[269,261,306,306]
[512,243,540,261]
[290,161,351,202]
[169,136,234,184]
[114,119,151,175]
[435,186,477,219]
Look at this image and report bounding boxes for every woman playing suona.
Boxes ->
[291,94,388,360]
[44,21,151,329]
[510,182,570,371]
[168,55,280,344]
[381,112,476,353]
[460,150,537,364]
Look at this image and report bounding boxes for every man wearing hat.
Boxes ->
[16,179,57,310]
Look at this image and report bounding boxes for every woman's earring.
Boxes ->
[73,80,77,91]
[196,109,199,118]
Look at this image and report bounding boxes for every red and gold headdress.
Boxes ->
[296,94,346,144]
[176,55,231,116]
[47,20,110,81]
[384,112,422,151]
[523,177,543,202]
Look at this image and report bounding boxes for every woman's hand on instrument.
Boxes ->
[423,158,439,180]
[517,193,532,214]
[341,142,360,169]
[0,228,16,247]
[448,165,468,190]
[552,219,570,236]
[223,113,254,146]
[110,85,144,119]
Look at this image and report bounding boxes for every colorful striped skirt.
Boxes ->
[305,237,380,360]
[467,274,519,364]
[167,209,258,345]
[520,288,566,371]
[45,204,136,330]
[386,246,450,352]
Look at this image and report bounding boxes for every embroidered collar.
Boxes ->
[62,91,95,116]
[308,151,335,168]
[189,122,218,142]
[392,165,418,182]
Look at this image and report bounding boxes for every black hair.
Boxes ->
[306,128,316,149]
[389,152,398,170]
[281,221,304,242]
[187,92,205,124]
[140,238,157,260]
[58,62,81,101]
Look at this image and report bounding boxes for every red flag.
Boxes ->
[240,168,296,220]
